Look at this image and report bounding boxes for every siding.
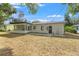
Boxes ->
[7,23,64,36]
[31,23,64,35]
[31,24,48,33]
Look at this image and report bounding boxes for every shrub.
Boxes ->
[0,29,5,32]
[65,26,77,33]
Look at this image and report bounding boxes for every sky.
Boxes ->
[5,3,68,24]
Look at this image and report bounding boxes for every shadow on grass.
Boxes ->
[29,32,79,40]
[51,32,79,40]
[0,47,13,56]
[0,32,79,39]
[60,34,79,40]
[0,33,26,38]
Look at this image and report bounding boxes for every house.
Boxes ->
[0,24,5,31]
[74,24,79,33]
[6,21,64,36]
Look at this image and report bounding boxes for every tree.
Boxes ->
[71,15,79,24]
[11,11,25,23]
[0,3,16,24]
[65,3,79,25]
[11,3,38,23]
[23,3,38,14]
[0,3,38,24]
[66,3,79,15]
[65,14,72,25]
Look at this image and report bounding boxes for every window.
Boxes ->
[77,26,79,30]
[28,26,32,30]
[29,26,32,30]
[41,26,44,31]
[33,26,36,30]
[47,26,48,30]
[16,25,25,30]
[14,25,16,30]
[26,26,27,30]
[28,26,29,30]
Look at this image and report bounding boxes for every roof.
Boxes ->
[10,21,65,25]
[10,22,31,24]
[74,24,79,26]
[32,22,65,25]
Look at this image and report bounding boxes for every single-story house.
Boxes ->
[6,21,64,36]
[0,24,6,31]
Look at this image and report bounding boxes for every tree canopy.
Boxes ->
[65,3,79,25]
[67,3,79,15]
[0,3,16,24]
[25,3,38,14]
[0,3,38,24]
[65,14,72,25]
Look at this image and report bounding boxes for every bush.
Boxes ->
[0,29,5,32]
[65,26,77,33]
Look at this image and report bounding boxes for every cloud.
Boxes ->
[69,13,72,17]
[11,3,44,8]
[10,3,21,8]
[11,13,18,18]
[47,14,64,18]
[31,19,49,23]
[11,3,45,7]
[38,4,45,7]
[13,5,21,8]
[38,19,49,22]
[10,3,20,6]
[9,3,21,8]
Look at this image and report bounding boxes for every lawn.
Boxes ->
[0,32,79,56]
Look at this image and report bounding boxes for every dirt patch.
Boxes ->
[0,32,79,56]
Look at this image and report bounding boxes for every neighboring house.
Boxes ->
[74,24,79,33]
[7,21,64,36]
[6,24,15,31]
[0,24,14,31]
[0,25,5,31]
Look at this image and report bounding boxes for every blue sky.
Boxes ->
[5,3,68,24]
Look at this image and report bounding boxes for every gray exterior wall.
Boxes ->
[74,25,79,33]
[7,23,64,36]
[31,23,64,36]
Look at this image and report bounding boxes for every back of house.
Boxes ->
[6,21,64,36]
